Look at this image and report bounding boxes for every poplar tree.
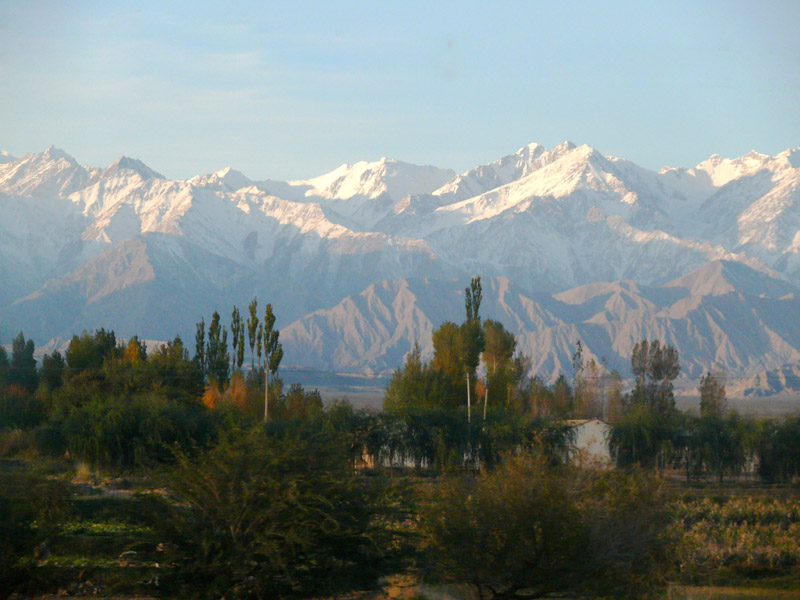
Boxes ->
[262,303,283,422]
[247,297,259,370]
[236,329,245,371]
[482,318,516,418]
[460,276,484,423]
[195,318,206,379]
[256,323,263,367]
[206,311,230,388]
[230,306,242,371]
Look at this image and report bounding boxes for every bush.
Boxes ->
[419,455,671,599]
[150,426,410,599]
[0,427,35,457]
[0,386,47,430]
[61,394,216,470]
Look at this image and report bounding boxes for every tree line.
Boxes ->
[2,281,800,480]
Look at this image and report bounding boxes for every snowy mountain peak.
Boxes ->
[695,149,777,186]
[0,151,16,165]
[188,166,253,192]
[295,157,455,203]
[101,156,164,181]
[3,142,800,383]
[0,146,89,197]
[42,145,78,164]
[432,140,591,202]
[554,140,577,152]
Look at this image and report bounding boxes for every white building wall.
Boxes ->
[568,419,612,466]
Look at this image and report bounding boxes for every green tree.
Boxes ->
[629,339,680,419]
[194,318,206,379]
[205,311,230,388]
[9,332,38,393]
[62,393,215,469]
[262,303,283,422]
[40,350,65,390]
[148,336,204,402]
[610,403,675,470]
[65,329,119,377]
[230,306,242,371]
[551,374,574,418]
[282,383,324,421]
[699,370,727,417]
[696,412,744,482]
[384,344,462,414]
[384,343,427,414]
[460,276,485,423]
[246,297,259,370]
[481,319,517,418]
[432,322,463,383]
[757,415,800,483]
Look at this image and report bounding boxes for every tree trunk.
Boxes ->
[264,368,269,423]
[483,383,488,421]
[466,371,471,423]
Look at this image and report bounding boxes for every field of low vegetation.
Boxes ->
[1,282,799,599]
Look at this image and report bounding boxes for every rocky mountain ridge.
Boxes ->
[1,142,799,386]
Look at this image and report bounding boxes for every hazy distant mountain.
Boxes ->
[728,364,800,397]
[1,142,799,384]
[280,264,800,379]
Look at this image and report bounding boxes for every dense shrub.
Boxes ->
[61,395,216,469]
[419,455,671,599]
[150,426,410,599]
[0,385,48,430]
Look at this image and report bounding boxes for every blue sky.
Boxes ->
[1,0,798,180]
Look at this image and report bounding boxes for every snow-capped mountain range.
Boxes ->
[1,142,799,384]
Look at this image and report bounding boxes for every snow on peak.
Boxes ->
[0,151,16,165]
[695,149,777,187]
[433,141,589,202]
[42,145,78,164]
[189,167,254,192]
[102,156,164,181]
[295,157,453,203]
[0,146,88,197]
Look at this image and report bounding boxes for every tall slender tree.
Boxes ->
[262,303,283,422]
[482,318,516,419]
[195,318,206,379]
[206,311,230,388]
[230,306,242,371]
[247,297,259,370]
[256,322,263,367]
[236,328,245,371]
[460,276,484,423]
